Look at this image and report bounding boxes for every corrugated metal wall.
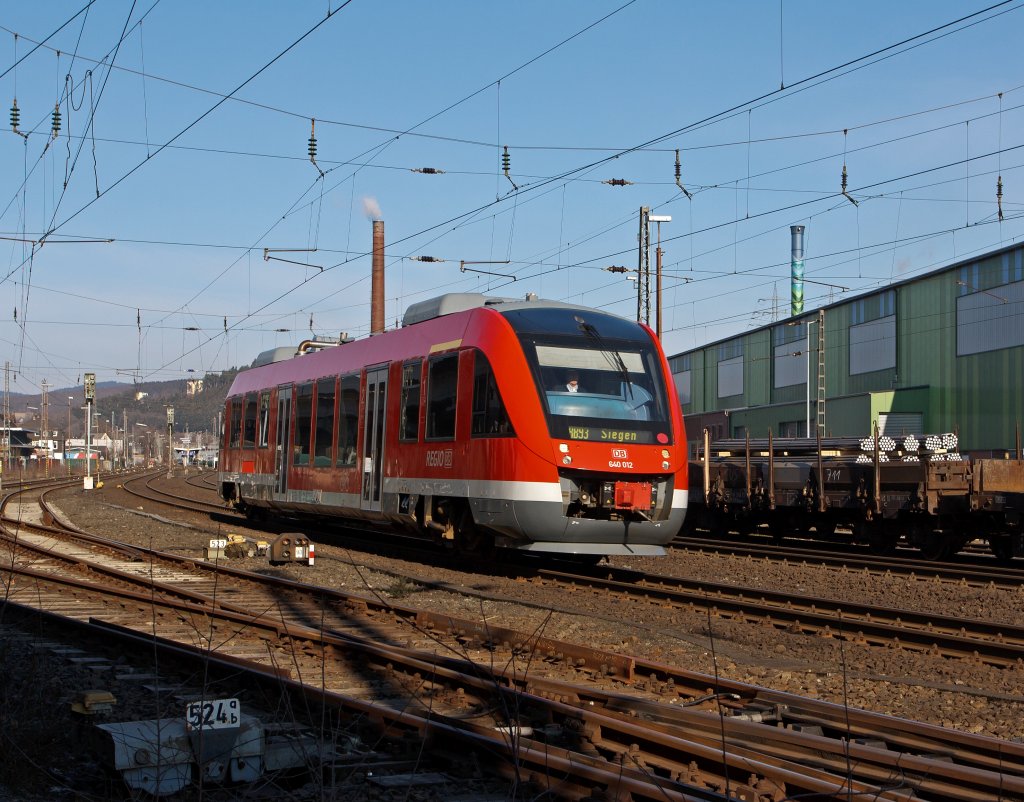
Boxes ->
[674,243,1024,452]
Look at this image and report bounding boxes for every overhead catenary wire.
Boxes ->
[2,2,1024,385]
[36,2,352,245]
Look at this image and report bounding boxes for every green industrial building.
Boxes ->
[668,242,1024,459]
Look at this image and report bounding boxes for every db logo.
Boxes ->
[611,448,629,459]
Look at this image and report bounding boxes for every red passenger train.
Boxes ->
[218,293,688,558]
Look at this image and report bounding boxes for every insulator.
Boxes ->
[9,98,19,131]
[51,102,61,138]
[675,149,681,182]
[502,145,511,175]
[603,178,633,186]
[308,118,317,161]
[412,167,445,174]
[841,164,848,193]
[998,176,1004,221]
[412,255,442,262]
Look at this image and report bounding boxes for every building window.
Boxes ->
[779,420,804,438]
[472,350,514,437]
[773,342,806,388]
[400,361,422,442]
[669,354,692,406]
[336,374,359,466]
[293,382,313,465]
[257,392,270,447]
[850,315,896,375]
[718,355,743,398]
[850,289,895,324]
[957,278,1024,356]
[674,370,692,405]
[427,353,459,440]
[773,321,807,389]
[313,378,335,467]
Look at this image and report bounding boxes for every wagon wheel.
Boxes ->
[708,510,729,539]
[916,532,952,561]
[454,506,494,560]
[859,522,896,555]
[989,537,1014,564]
[243,504,267,524]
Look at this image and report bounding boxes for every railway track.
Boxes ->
[4,483,1024,798]
[534,565,1024,668]
[86,474,1024,667]
[118,469,234,516]
[673,533,1024,589]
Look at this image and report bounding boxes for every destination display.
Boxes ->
[565,425,654,444]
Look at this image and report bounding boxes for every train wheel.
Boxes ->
[244,505,267,524]
[814,521,837,539]
[989,537,1014,563]
[860,523,895,555]
[709,511,729,539]
[454,507,494,560]
[917,534,952,561]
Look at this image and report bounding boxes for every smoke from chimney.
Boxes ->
[371,220,385,334]
[362,196,382,221]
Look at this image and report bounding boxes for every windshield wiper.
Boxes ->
[575,315,633,398]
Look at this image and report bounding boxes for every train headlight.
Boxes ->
[662,461,670,470]
[562,455,572,465]
[661,449,670,459]
[559,443,569,453]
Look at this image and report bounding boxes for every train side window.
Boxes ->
[229,398,243,448]
[313,378,336,467]
[293,382,314,466]
[257,391,270,447]
[336,373,359,466]
[426,353,459,440]
[472,350,514,437]
[242,394,257,448]
[400,360,422,442]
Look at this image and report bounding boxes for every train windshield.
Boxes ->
[503,307,673,445]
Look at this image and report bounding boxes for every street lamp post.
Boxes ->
[67,396,73,475]
[84,373,95,489]
[132,422,147,469]
[166,407,174,480]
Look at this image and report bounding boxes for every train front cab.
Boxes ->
[490,304,688,555]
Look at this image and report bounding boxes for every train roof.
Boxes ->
[251,346,300,368]
[228,293,652,398]
[401,292,599,326]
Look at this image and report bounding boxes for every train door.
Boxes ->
[275,386,292,496]
[361,366,388,511]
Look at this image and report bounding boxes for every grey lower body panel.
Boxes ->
[223,471,686,555]
[492,498,683,554]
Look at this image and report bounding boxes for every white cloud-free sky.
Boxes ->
[2,1,1023,395]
